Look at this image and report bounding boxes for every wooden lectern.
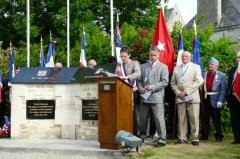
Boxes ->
[98,77,133,149]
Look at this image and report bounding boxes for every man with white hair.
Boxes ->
[171,51,204,146]
[202,57,227,142]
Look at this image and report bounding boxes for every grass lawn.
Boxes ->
[125,134,240,159]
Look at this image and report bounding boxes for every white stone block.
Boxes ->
[61,125,75,139]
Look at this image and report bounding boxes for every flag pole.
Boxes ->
[67,0,70,67]
[10,41,12,53]
[110,0,114,56]
[160,0,167,16]
[193,20,197,36]
[27,0,30,67]
[50,30,52,42]
[40,36,43,49]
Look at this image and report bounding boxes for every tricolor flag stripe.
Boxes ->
[45,41,55,67]
[176,34,184,66]
[8,46,15,84]
[80,31,87,67]
[40,47,45,68]
[115,19,123,63]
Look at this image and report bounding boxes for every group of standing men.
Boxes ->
[115,46,240,147]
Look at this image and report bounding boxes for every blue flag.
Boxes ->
[176,33,184,66]
[79,31,87,67]
[45,42,55,67]
[8,47,15,84]
[192,36,203,77]
[115,20,123,63]
[40,47,45,68]
[0,73,2,87]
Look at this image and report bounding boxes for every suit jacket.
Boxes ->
[137,61,169,104]
[115,60,141,86]
[227,66,240,106]
[171,62,204,103]
[203,71,227,108]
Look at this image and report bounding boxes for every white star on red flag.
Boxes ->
[157,41,165,51]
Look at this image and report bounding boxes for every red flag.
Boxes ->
[152,8,175,73]
[234,62,240,102]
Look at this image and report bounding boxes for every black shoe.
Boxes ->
[231,140,240,144]
[214,134,223,142]
[177,139,187,144]
[147,135,154,139]
[200,136,208,140]
[216,138,223,142]
[140,134,147,139]
[155,142,166,147]
[192,141,199,146]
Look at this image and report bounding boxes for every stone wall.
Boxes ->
[11,83,98,140]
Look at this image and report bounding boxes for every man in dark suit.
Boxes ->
[138,46,169,147]
[228,51,240,144]
[202,57,227,142]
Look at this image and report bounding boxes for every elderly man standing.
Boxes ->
[171,51,204,146]
[138,47,169,147]
[202,57,227,142]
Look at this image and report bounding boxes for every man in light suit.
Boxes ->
[202,57,227,142]
[171,51,204,146]
[138,47,169,147]
[115,47,141,136]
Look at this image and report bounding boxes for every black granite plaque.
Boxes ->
[82,100,98,120]
[26,100,55,119]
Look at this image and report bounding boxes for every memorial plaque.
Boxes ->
[26,100,55,119]
[82,100,98,120]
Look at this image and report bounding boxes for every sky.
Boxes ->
[167,0,197,23]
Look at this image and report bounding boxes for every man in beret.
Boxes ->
[202,57,227,142]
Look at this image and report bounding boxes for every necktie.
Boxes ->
[150,62,153,69]
[182,64,187,76]
[122,63,127,76]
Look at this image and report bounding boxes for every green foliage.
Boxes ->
[82,23,111,65]
[121,23,153,60]
[0,49,9,77]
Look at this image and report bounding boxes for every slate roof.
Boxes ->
[185,0,240,29]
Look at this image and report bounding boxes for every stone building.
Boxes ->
[187,0,240,44]
[166,4,185,32]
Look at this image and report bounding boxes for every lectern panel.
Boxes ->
[98,77,133,149]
